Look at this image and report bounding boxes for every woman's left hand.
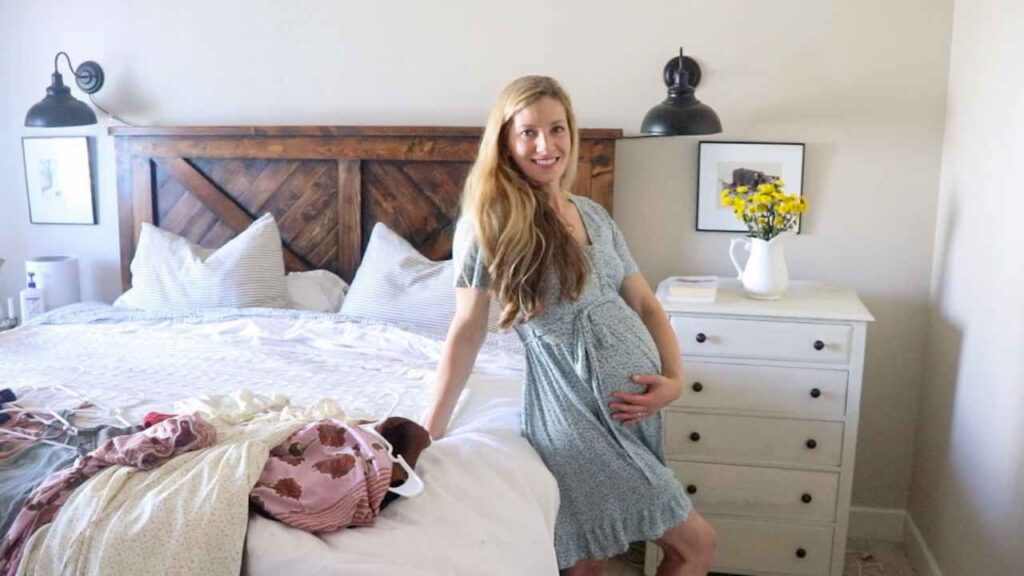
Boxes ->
[609,374,683,426]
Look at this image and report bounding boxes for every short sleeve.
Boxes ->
[602,205,640,278]
[452,217,490,290]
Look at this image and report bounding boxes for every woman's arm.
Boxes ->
[422,287,491,439]
[621,274,682,380]
[609,273,684,425]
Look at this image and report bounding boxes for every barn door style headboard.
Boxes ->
[110,126,622,290]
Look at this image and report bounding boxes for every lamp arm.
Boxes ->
[54,51,93,81]
[55,51,77,76]
[52,51,104,95]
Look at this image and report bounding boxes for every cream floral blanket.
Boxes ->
[17,391,349,576]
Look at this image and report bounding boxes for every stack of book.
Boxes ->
[658,276,719,304]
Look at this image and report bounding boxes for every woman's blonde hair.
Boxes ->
[462,75,589,329]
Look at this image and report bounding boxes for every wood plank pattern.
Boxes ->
[116,139,135,290]
[157,158,311,272]
[131,158,154,248]
[162,158,255,232]
[157,176,213,239]
[154,166,187,223]
[362,161,463,260]
[113,126,620,289]
[127,137,482,162]
[588,140,617,214]
[574,161,593,201]
[338,160,362,282]
[110,125,622,139]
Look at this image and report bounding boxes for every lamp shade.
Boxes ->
[641,50,722,136]
[26,256,81,310]
[25,56,104,128]
[641,97,722,136]
[25,71,98,127]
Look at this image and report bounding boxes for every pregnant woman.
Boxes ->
[423,75,716,576]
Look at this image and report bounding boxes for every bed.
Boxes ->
[0,125,622,575]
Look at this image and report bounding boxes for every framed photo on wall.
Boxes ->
[22,136,96,225]
[696,141,805,232]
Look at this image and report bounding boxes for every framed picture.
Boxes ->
[22,136,96,225]
[696,141,805,233]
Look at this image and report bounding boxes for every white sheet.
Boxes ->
[0,306,560,575]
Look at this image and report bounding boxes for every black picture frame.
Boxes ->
[696,141,805,233]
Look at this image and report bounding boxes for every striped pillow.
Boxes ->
[127,213,288,310]
[341,223,500,334]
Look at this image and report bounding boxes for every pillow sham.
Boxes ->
[124,213,288,311]
[286,270,349,313]
[340,223,501,334]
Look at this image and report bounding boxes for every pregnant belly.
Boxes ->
[586,300,662,398]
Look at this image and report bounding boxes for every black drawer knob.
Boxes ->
[802,493,813,503]
[695,333,707,343]
[806,439,817,449]
[686,484,698,494]
[810,388,821,398]
[796,548,807,559]
[692,382,703,392]
[813,340,825,351]
[690,432,701,442]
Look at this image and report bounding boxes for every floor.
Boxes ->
[843,539,919,576]
[605,539,918,576]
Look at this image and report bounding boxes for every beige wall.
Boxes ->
[909,0,1024,573]
[0,1,953,510]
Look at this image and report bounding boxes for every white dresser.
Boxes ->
[645,280,873,576]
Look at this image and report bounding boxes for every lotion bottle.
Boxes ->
[19,272,46,322]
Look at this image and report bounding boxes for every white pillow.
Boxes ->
[124,213,288,310]
[118,268,349,313]
[340,222,501,334]
[112,287,140,308]
[286,270,349,312]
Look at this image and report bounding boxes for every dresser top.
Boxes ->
[658,279,874,322]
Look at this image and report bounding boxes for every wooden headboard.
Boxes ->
[110,126,622,290]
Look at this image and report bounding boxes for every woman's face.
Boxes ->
[506,96,572,193]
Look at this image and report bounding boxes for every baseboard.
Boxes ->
[647,509,942,576]
[847,506,906,542]
[904,513,943,576]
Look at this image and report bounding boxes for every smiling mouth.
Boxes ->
[532,157,559,167]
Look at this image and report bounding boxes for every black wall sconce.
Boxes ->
[640,48,722,136]
[25,52,105,127]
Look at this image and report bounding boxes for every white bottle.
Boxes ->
[19,272,46,322]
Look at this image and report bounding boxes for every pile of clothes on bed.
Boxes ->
[0,388,431,576]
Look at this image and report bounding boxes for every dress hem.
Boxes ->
[555,500,691,570]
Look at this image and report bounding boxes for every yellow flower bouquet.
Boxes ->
[720,174,807,241]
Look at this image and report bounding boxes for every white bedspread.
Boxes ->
[0,305,559,576]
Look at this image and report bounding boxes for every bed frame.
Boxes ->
[110,126,622,291]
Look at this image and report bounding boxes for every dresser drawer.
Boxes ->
[672,316,852,364]
[675,361,848,419]
[664,413,844,467]
[707,516,834,576]
[668,461,839,522]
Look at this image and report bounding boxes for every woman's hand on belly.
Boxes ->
[607,373,683,426]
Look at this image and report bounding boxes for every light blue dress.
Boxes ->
[454,195,692,568]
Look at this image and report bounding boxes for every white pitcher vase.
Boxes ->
[729,232,791,300]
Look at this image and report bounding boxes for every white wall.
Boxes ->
[909,0,1024,573]
[0,0,953,509]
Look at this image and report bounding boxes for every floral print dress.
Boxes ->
[454,195,691,568]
